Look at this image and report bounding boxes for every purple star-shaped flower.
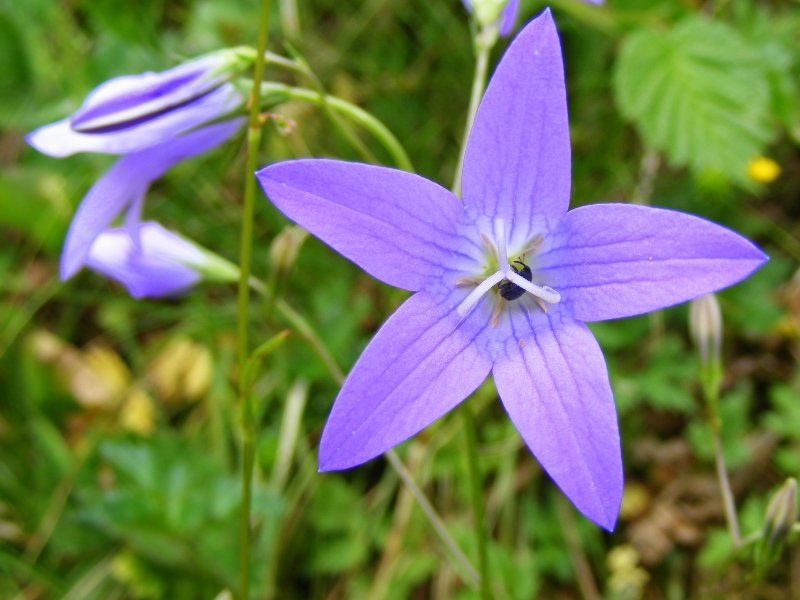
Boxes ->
[256,10,766,529]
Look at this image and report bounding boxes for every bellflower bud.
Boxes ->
[27,50,248,158]
[756,478,798,568]
[269,225,308,277]
[461,0,518,36]
[86,222,238,298]
[689,293,723,400]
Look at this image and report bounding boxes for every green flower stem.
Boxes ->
[450,21,497,600]
[706,390,741,547]
[554,494,601,600]
[461,403,491,600]
[237,1,273,598]
[451,23,497,198]
[264,52,380,165]
[260,82,413,172]
[248,280,479,587]
[385,448,481,587]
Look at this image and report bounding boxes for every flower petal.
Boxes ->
[319,291,492,471]
[61,117,244,279]
[86,222,204,298]
[257,159,467,291]
[27,84,244,157]
[493,309,622,530]
[462,9,571,230]
[540,203,768,322]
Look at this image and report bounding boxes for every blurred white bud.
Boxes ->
[269,225,308,276]
[764,478,798,548]
[689,293,722,367]
[757,478,798,568]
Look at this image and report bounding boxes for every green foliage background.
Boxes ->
[2,0,800,597]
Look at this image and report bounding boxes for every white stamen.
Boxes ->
[456,270,505,317]
[506,271,561,304]
[493,218,510,272]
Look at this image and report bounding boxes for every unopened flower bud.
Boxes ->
[462,0,516,36]
[689,293,722,367]
[269,225,308,276]
[757,478,798,568]
[764,478,798,548]
[689,293,724,400]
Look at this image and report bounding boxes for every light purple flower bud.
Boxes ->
[86,222,235,298]
[27,51,247,158]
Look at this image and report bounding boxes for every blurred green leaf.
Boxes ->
[305,477,369,574]
[615,16,773,185]
[613,335,696,415]
[0,12,31,106]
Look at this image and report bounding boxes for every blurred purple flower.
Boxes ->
[87,221,237,298]
[60,118,245,281]
[256,10,765,529]
[27,51,246,157]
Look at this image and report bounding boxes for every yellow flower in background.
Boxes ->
[747,156,781,184]
[28,330,157,435]
[119,388,157,436]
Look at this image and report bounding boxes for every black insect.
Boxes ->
[498,260,532,301]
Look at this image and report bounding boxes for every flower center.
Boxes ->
[455,218,561,321]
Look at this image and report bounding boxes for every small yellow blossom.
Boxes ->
[747,156,781,184]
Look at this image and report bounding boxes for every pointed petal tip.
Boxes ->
[597,515,618,533]
[595,504,620,532]
[569,485,621,532]
[59,255,80,282]
[318,445,373,473]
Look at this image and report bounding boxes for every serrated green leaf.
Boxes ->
[615,16,773,184]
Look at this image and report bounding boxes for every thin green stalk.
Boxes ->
[238,1,273,598]
[258,82,413,171]
[248,280,479,587]
[265,52,379,165]
[451,24,496,198]
[450,22,497,599]
[385,449,480,587]
[707,392,741,547]
[555,494,601,600]
[461,404,490,600]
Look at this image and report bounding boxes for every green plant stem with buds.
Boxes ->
[450,21,499,600]
[237,1,273,598]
